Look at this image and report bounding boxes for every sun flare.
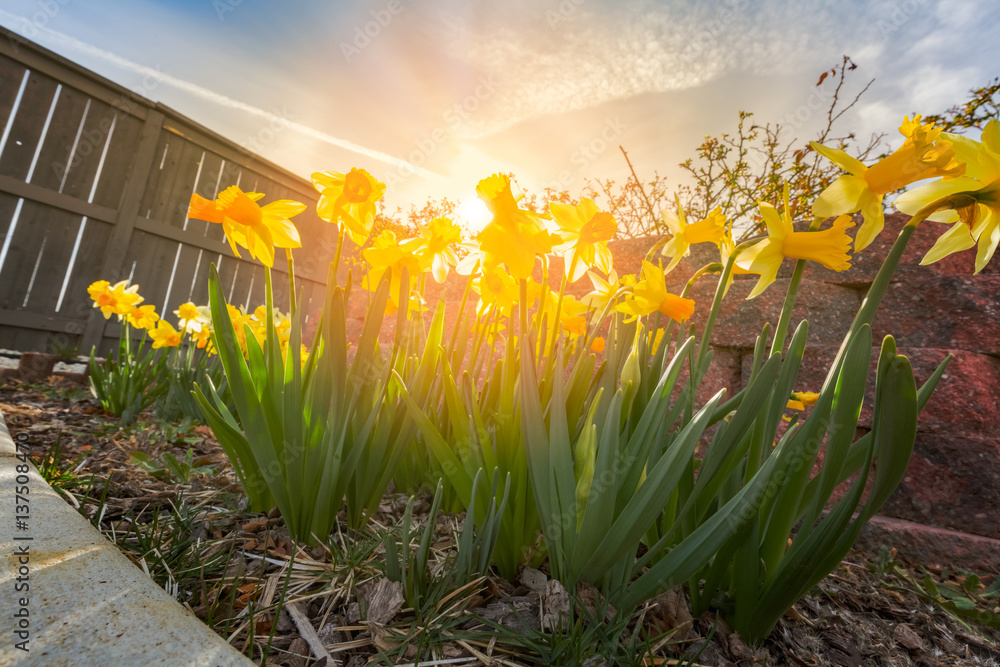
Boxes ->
[454,196,493,234]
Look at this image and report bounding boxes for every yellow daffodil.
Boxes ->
[149,320,183,349]
[363,230,423,315]
[616,261,695,324]
[312,168,386,246]
[786,391,820,411]
[580,269,621,321]
[87,280,142,319]
[549,198,617,282]
[742,185,854,299]
[412,216,462,283]
[175,302,211,334]
[660,198,728,272]
[188,186,304,267]
[475,174,556,279]
[473,264,518,317]
[126,304,159,330]
[812,115,965,251]
[192,327,215,354]
[895,119,1000,273]
[718,236,759,296]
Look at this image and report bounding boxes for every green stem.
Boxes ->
[285,248,297,315]
[694,240,756,373]
[330,226,346,289]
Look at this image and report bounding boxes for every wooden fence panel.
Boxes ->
[0,27,337,355]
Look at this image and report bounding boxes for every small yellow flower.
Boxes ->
[475,174,555,279]
[786,391,820,411]
[473,264,518,317]
[412,216,462,283]
[363,230,423,315]
[87,280,142,319]
[812,115,965,251]
[126,304,159,330]
[188,186,304,267]
[149,320,183,349]
[549,198,617,282]
[580,270,620,320]
[312,168,386,246]
[661,198,728,273]
[616,261,695,324]
[742,185,854,299]
[590,336,606,353]
[175,302,211,334]
[192,327,215,354]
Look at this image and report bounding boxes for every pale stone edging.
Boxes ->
[0,407,253,666]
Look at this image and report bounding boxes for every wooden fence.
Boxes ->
[0,27,339,356]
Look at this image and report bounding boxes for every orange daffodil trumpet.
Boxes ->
[616,261,695,324]
[475,174,556,280]
[312,168,386,246]
[549,197,617,282]
[660,198,728,272]
[188,186,305,268]
[895,119,1000,273]
[149,320,183,349]
[740,184,854,299]
[812,115,964,251]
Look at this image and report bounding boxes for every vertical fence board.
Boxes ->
[0,55,27,132]
[26,84,90,194]
[0,69,59,181]
[90,110,143,209]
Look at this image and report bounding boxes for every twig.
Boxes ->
[285,601,337,665]
[619,146,659,227]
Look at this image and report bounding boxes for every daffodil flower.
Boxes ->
[742,185,854,299]
[149,320,183,349]
[475,174,556,279]
[363,230,424,315]
[473,264,518,317]
[590,336,606,353]
[616,261,695,324]
[660,198,728,272]
[312,168,386,246]
[895,119,1000,273]
[174,302,210,334]
[718,235,758,296]
[87,280,142,319]
[580,269,621,319]
[786,391,820,411]
[126,304,159,330]
[812,115,965,251]
[188,186,304,268]
[549,197,617,282]
[411,216,462,283]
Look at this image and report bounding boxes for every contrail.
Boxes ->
[0,11,437,179]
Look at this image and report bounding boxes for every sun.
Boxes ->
[454,196,493,234]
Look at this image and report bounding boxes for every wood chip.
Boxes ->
[357,578,404,625]
[285,601,337,664]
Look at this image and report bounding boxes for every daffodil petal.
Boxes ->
[813,175,867,218]
[854,190,885,252]
[811,141,867,176]
[921,221,976,266]
[975,215,1000,274]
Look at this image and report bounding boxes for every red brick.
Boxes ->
[879,433,1000,539]
[871,275,1000,355]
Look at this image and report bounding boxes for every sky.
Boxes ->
[2,0,997,221]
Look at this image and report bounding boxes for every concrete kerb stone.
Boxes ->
[0,407,254,666]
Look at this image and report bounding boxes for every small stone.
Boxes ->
[519,567,548,592]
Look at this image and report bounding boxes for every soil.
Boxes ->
[2,375,998,666]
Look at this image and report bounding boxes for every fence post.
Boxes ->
[79,109,164,354]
